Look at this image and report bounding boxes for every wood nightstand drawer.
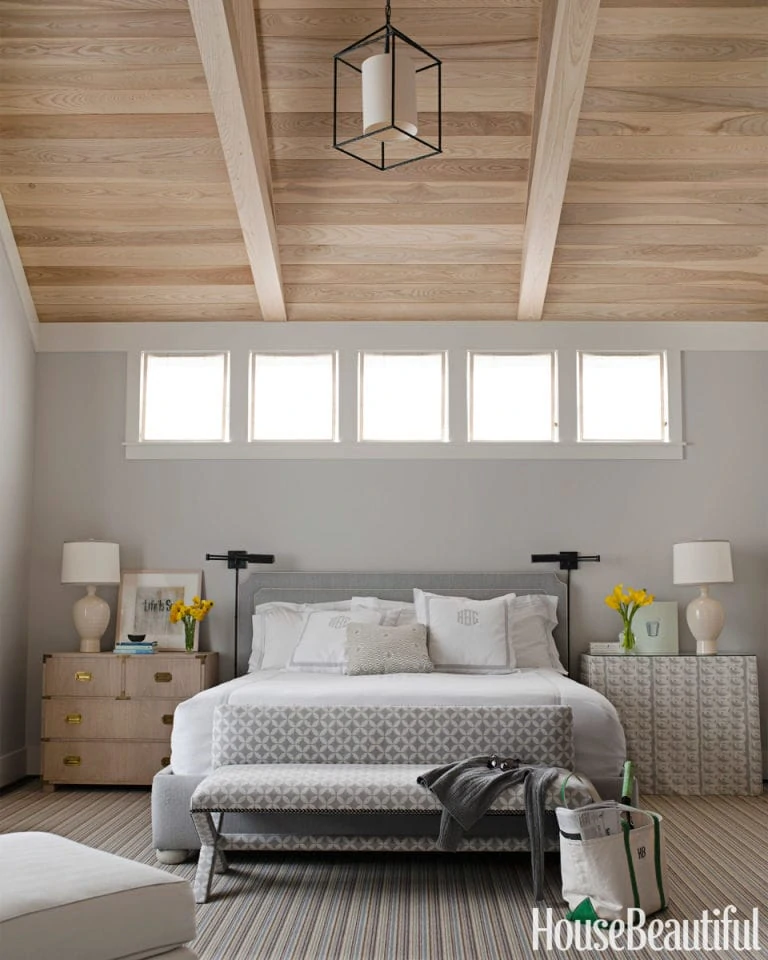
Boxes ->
[123,655,207,699]
[42,740,172,786]
[43,655,122,698]
[40,651,217,788]
[42,698,181,740]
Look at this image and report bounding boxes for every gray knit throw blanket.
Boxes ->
[417,757,561,901]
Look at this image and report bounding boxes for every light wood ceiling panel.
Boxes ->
[0,0,262,322]
[0,0,765,323]
[551,0,768,321]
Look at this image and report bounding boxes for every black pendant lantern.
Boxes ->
[333,1,441,171]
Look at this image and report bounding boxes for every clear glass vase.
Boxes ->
[619,624,636,654]
[184,620,196,652]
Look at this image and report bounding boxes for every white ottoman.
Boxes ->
[0,832,198,960]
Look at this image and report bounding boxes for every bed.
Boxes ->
[151,571,627,860]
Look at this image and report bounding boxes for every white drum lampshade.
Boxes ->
[673,540,733,656]
[61,541,121,653]
[362,50,417,141]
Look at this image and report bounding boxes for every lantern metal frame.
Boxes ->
[333,6,441,171]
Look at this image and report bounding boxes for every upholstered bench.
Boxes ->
[190,704,593,903]
[0,832,198,960]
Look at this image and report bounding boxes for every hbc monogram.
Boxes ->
[456,610,479,626]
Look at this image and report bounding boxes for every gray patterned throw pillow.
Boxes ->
[344,622,433,676]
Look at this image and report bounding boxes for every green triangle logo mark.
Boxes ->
[566,898,601,923]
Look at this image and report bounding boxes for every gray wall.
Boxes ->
[27,350,768,774]
[0,247,36,787]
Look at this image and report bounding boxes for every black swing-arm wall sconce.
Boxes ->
[530,550,601,675]
[205,550,275,676]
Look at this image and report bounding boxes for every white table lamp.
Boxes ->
[61,541,121,653]
[672,540,733,656]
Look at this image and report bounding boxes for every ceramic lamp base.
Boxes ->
[696,638,718,656]
[72,586,111,654]
[686,586,724,656]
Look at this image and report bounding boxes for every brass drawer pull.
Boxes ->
[162,714,174,726]
[75,671,93,682]
[63,755,82,766]
[154,672,172,683]
[161,756,171,767]
[65,713,82,725]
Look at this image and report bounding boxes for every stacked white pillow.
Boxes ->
[287,607,382,673]
[413,589,516,674]
[350,596,417,626]
[412,589,565,675]
[506,593,565,673]
[249,600,353,672]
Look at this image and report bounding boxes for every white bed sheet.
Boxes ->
[170,668,626,781]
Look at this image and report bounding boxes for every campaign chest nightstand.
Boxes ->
[581,654,762,795]
[41,651,218,788]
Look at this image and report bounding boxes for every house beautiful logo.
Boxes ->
[531,906,761,953]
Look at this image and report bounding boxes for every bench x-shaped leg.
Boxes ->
[191,811,229,903]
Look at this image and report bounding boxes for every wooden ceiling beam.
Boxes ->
[518,0,601,321]
[0,193,39,345]
[188,0,286,321]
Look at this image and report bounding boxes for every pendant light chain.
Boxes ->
[384,0,392,51]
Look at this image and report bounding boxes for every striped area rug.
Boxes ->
[1,780,766,960]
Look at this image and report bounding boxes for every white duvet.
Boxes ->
[170,668,626,781]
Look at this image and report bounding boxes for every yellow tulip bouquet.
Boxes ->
[604,584,654,652]
[169,595,214,652]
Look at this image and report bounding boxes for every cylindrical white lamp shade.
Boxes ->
[62,541,120,585]
[362,50,417,141]
[673,540,733,585]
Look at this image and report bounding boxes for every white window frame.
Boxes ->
[248,351,339,443]
[137,350,230,444]
[577,350,671,444]
[467,351,558,444]
[122,335,683,461]
[358,350,449,443]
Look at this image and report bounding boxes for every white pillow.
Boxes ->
[508,594,566,674]
[249,600,351,672]
[288,608,382,674]
[351,596,417,627]
[413,589,516,674]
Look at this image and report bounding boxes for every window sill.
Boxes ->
[124,441,685,461]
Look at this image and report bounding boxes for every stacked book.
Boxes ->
[114,639,158,655]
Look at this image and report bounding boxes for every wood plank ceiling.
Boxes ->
[0,0,765,324]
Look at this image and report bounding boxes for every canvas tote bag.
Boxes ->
[557,801,667,923]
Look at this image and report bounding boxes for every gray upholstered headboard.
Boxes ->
[235,570,569,678]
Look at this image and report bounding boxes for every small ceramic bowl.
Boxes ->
[127,634,146,643]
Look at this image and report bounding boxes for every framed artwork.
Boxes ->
[633,601,679,655]
[116,570,202,650]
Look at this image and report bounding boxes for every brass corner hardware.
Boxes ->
[161,756,171,767]
[42,654,52,663]
[162,714,174,725]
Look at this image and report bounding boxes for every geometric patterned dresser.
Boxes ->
[581,654,763,795]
